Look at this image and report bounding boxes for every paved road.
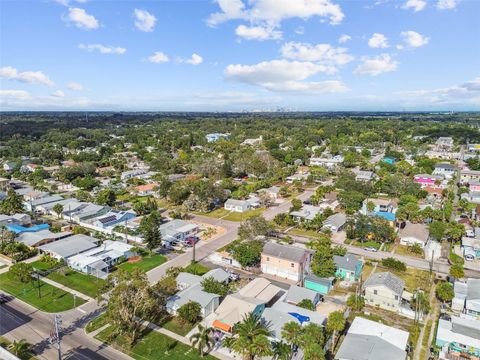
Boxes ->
[0,298,131,360]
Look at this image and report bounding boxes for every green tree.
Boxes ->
[429,221,446,241]
[153,275,178,296]
[290,198,302,212]
[281,321,302,348]
[238,216,272,241]
[297,298,316,311]
[381,257,407,272]
[201,276,229,297]
[178,301,202,324]
[52,203,64,218]
[7,339,31,358]
[309,235,336,278]
[96,188,116,206]
[139,211,162,252]
[326,311,345,351]
[346,294,365,311]
[9,263,32,283]
[224,313,273,360]
[436,281,454,302]
[449,263,464,279]
[0,188,24,215]
[272,341,293,360]
[231,240,264,268]
[189,324,215,357]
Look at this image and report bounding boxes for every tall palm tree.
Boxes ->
[7,339,31,358]
[326,311,346,352]
[224,312,273,360]
[273,341,293,360]
[189,324,215,357]
[281,321,302,348]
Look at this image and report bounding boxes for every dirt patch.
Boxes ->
[127,255,141,263]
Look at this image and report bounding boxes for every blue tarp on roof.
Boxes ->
[7,223,49,234]
[373,211,396,221]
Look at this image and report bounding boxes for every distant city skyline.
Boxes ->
[1,0,479,111]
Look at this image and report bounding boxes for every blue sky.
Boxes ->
[1,0,479,111]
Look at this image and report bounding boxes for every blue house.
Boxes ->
[334,253,363,281]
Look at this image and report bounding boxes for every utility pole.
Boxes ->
[50,314,62,360]
[192,237,196,263]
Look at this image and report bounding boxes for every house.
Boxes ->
[3,161,17,172]
[355,170,375,182]
[462,231,480,260]
[211,278,282,333]
[224,197,259,213]
[37,198,81,216]
[286,173,310,184]
[261,242,312,281]
[433,163,456,179]
[93,210,136,229]
[120,169,147,181]
[67,240,135,278]
[67,203,111,222]
[258,186,281,200]
[304,274,334,295]
[310,155,344,168]
[461,191,480,204]
[241,136,262,146]
[336,317,409,360]
[470,180,480,192]
[436,137,454,150]
[361,198,395,214]
[413,174,444,187]
[424,240,442,261]
[159,219,198,246]
[334,253,363,281]
[399,222,429,248]
[284,285,321,307]
[208,250,242,269]
[262,300,326,341]
[205,133,229,142]
[134,183,158,196]
[0,176,9,190]
[460,169,480,185]
[436,315,480,360]
[38,234,99,259]
[363,272,405,312]
[24,194,64,212]
[176,268,230,290]
[323,213,347,233]
[291,205,323,222]
[16,229,72,247]
[167,174,187,182]
[452,278,480,318]
[318,198,339,211]
[0,213,31,227]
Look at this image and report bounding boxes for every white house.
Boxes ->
[309,155,344,168]
[433,163,456,180]
[399,222,429,248]
[291,205,322,222]
[159,219,199,246]
[224,197,259,213]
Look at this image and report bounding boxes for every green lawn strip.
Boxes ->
[352,240,381,249]
[161,317,196,336]
[193,208,230,219]
[30,260,56,271]
[183,262,210,275]
[0,272,85,312]
[86,313,109,333]
[96,325,215,360]
[394,245,424,259]
[288,228,319,238]
[420,319,433,360]
[222,208,264,222]
[119,254,167,273]
[47,269,106,298]
[0,336,39,360]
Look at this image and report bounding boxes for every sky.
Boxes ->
[0,0,479,111]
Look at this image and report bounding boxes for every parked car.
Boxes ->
[0,293,12,304]
[364,247,378,252]
[184,236,200,247]
[228,272,240,281]
[465,254,475,261]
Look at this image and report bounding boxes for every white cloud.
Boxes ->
[133,9,157,32]
[147,51,169,63]
[280,42,354,66]
[183,53,203,65]
[78,44,126,55]
[65,7,99,30]
[338,34,351,43]
[402,0,427,12]
[208,0,344,40]
[51,90,66,98]
[0,90,31,100]
[400,30,429,48]
[187,91,282,107]
[68,82,84,91]
[0,66,54,86]
[368,33,389,48]
[235,25,282,41]
[354,54,398,76]
[436,0,460,10]
[224,59,347,93]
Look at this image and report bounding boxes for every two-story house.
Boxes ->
[433,163,457,180]
[363,272,405,312]
[261,242,312,281]
[334,253,363,282]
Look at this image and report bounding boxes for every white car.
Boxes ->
[464,254,475,261]
[364,247,378,252]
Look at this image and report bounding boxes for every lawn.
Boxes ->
[0,336,39,360]
[361,263,375,281]
[394,245,424,259]
[118,254,167,273]
[222,208,264,222]
[183,262,210,275]
[194,208,230,219]
[96,325,216,360]
[376,264,431,292]
[86,313,109,333]
[352,240,381,249]
[288,228,319,238]
[47,269,106,298]
[30,260,57,271]
[0,272,86,312]
[161,317,196,336]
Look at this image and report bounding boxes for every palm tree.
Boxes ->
[326,311,346,352]
[273,341,293,360]
[224,312,273,360]
[303,343,325,360]
[7,339,31,358]
[189,324,215,357]
[281,321,302,348]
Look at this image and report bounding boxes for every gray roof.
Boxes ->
[334,253,360,272]
[38,235,98,259]
[176,272,202,287]
[399,222,429,242]
[202,268,230,283]
[323,213,347,229]
[435,163,456,170]
[262,242,308,263]
[16,230,71,247]
[168,284,219,308]
[336,333,407,360]
[364,272,404,296]
[284,285,319,305]
[30,194,64,206]
[451,315,480,340]
[304,274,334,286]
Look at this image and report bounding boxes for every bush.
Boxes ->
[297,298,316,311]
[177,301,202,324]
[381,257,407,272]
[347,294,365,311]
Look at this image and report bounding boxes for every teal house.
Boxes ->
[334,253,363,281]
[436,316,480,359]
[304,275,334,295]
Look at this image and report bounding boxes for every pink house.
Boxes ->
[413,174,443,187]
[470,181,480,192]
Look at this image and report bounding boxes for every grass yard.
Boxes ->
[118,254,167,274]
[96,325,215,360]
[0,272,85,312]
[161,317,196,336]
[375,264,431,292]
[30,260,57,271]
[352,240,381,249]
[86,313,109,333]
[0,336,39,360]
[288,228,319,238]
[195,208,231,219]
[183,262,210,275]
[196,207,264,221]
[47,269,106,298]
[394,245,424,259]
[361,263,375,281]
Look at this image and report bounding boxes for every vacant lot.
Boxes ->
[47,269,106,298]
